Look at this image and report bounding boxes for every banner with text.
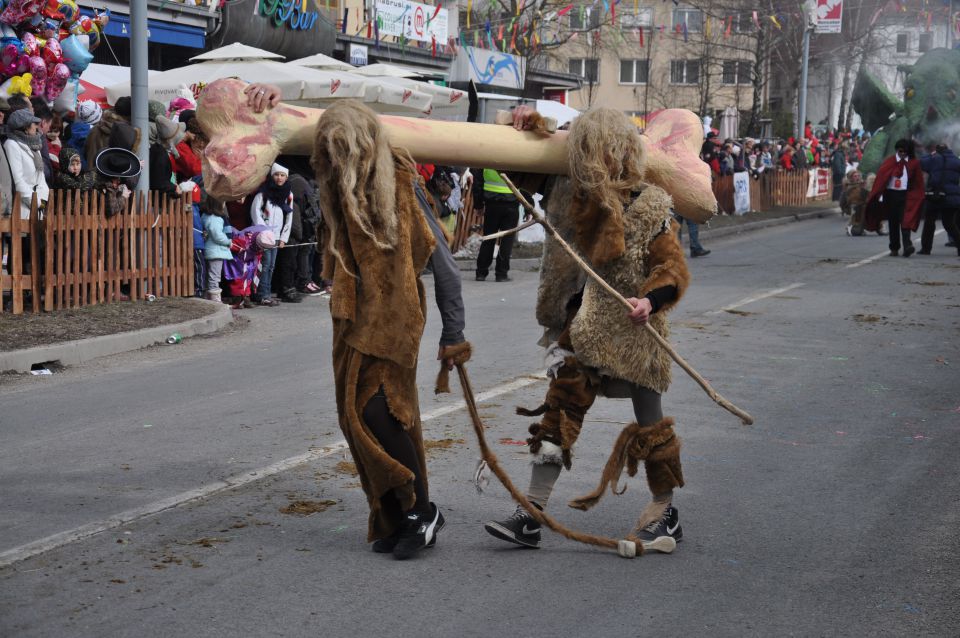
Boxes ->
[376,0,448,43]
[814,0,843,33]
[733,172,751,214]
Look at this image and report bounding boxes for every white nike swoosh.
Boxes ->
[521,524,539,535]
[666,521,679,535]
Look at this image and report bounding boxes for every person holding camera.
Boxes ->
[919,143,960,256]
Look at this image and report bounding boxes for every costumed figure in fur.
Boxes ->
[483,107,690,552]
[311,100,468,560]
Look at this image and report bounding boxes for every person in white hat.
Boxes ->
[248,163,293,306]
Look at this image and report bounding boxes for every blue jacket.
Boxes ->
[202,214,233,260]
[192,204,205,249]
[920,149,960,208]
[66,121,92,168]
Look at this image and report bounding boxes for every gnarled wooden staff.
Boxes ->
[435,344,674,559]
[489,173,754,426]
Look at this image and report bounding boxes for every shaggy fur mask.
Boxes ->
[567,108,647,267]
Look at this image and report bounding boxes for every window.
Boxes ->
[621,8,653,29]
[570,8,601,30]
[738,60,753,85]
[896,33,908,53]
[569,58,600,83]
[722,60,737,85]
[733,12,754,33]
[919,32,932,52]
[672,7,703,33]
[670,59,699,85]
[620,59,650,84]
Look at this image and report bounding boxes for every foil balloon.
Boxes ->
[60,34,91,74]
[0,0,44,27]
[41,0,64,21]
[21,32,38,56]
[1,43,21,76]
[41,35,60,66]
[70,14,102,51]
[44,60,67,100]
[1,73,34,97]
[57,0,78,25]
[52,73,77,112]
[27,54,45,96]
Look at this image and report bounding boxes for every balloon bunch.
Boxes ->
[0,0,105,108]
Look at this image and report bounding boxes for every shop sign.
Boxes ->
[814,0,842,34]
[375,0,448,44]
[349,44,369,66]
[259,0,320,31]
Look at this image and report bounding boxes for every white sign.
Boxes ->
[349,43,368,66]
[375,0,448,43]
[814,0,842,33]
[733,172,751,215]
[452,46,525,90]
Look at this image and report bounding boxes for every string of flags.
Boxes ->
[338,0,953,58]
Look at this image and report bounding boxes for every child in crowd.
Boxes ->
[201,195,233,304]
[224,225,274,309]
[53,147,95,191]
[249,163,293,306]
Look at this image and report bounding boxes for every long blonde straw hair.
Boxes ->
[311,100,399,274]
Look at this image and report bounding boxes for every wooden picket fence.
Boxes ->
[712,169,833,214]
[1,190,194,315]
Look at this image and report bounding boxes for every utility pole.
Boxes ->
[131,0,150,193]
[797,25,811,140]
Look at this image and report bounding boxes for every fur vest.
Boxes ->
[537,181,688,394]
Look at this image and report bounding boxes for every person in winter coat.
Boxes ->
[172,119,205,182]
[248,163,293,306]
[919,143,960,256]
[149,115,185,201]
[4,109,49,219]
[201,195,233,303]
[53,146,95,191]
[863,139,925,257]
[830,142,847,201]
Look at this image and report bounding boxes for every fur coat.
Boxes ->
[324,159,437,541]
[537,181,689,395]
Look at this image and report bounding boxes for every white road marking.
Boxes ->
[706,283,806,315]
[846,229,946,269]
[0,374,545,568]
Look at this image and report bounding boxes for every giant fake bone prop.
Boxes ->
[197,78,716,223]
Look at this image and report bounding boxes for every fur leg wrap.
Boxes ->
[434,341,473,394]
[568,417,680,511]
[519,355,598,470]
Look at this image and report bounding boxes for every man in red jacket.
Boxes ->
[864,139,925,257]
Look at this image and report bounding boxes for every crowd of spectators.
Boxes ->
[0,91,334,309]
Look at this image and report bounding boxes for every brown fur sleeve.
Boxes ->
[637,220,690,313]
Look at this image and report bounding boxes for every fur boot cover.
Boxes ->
[568,186,690,394]
[518,353,598,470]
[568,417,682,511]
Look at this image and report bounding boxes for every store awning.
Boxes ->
[83,10,206,49]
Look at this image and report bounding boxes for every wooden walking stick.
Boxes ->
[492,173,754,426]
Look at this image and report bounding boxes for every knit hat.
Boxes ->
[271,162,289,176]
[7,108,41,131]
[76,100,102,125]
[113,96,132,117]
[155,115,186,148]
[148,100,165,122]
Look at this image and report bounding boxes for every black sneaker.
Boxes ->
[495,275,512,282]
[475,275,487,281]
[691,248,711,258]
[393,503,444,560]
[903,245,916,258]
[636,505,683,547]
[280,288,303,303]
[483,504,541,548]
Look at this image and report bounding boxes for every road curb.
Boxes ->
[699,208,840,240]
[0,301,234,374]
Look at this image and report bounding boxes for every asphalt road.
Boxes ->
[1,213,958,637]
